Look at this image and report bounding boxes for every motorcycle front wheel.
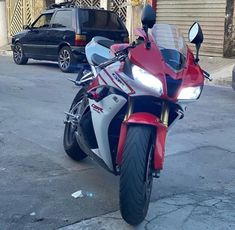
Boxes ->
[63,88,87,161]
[120,125,154,225]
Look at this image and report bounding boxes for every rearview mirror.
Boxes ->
[188,22,204,45]
[141,4,156,29]
[188,22,204,63]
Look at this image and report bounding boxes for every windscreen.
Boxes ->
[79,10,124,31]
[151,24,187,71]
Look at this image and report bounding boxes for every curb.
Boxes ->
[205,77,232,87]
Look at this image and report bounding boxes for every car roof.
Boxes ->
[42,9,56,14]
[42,6,115,15]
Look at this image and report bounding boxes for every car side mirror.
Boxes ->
[188,22,204,63]
[23,25,31,30]
[141,4,156,29]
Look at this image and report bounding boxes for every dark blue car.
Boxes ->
[11,3,129,72]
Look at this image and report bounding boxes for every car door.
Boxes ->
[46,9,75,59]
[22,13,53,58]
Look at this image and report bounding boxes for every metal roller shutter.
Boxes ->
[156,0,226,56]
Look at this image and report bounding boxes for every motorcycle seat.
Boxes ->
[93,36,115,49]
[91,53,109,66]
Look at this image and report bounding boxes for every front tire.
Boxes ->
[120,125,154,226]
[13,42,28,65]
[63,89,87,161]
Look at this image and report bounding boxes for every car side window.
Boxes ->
[52,10,72,28]
[32,13,53,29]
[79,10,123,30]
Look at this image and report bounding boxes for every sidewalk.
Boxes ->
[0,44,234,87]
[59,192,234,230]
[199,56,235,87]
[0,44,11,56]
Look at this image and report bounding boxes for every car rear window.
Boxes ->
[78,10,124,31]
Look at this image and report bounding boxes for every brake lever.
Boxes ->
[115,42,136,57]
[203,70,213,81]
[99,43,136,69]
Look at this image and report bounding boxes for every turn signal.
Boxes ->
[75,34,87,46]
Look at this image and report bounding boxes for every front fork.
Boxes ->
[125,99,170,126]
[117,99,169,176]
[160,101,170,127]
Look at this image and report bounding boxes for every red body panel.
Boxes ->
[128,31,204,102]
[116,112,167,170]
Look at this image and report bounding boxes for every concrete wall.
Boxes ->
[34,0,47,19]
[0,0,8,46]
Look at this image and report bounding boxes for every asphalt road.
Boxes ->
[0,56,235,230]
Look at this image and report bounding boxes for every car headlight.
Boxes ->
[178,86,202,100]
[132,65,163,95]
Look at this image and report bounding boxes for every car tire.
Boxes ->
[232,65,235,91]
[58,46,76,73]
[13,42,28,65]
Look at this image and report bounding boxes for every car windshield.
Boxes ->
[151,24,187,71]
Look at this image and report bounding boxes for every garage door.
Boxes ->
[156,0,226,56]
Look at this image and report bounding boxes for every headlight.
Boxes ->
[132,65,163,95]
[178,86,202,100]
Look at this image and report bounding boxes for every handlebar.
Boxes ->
[114,42,136,57]
[203,70,212,81]
[98,42,136,69]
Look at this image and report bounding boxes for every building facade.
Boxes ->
[0,0,8,46]
[5,0,128,40]
[2,0,235,57]
[156,0,235,57]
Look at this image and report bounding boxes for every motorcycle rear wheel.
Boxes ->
[120,125,154,225]
[63,89,87,161]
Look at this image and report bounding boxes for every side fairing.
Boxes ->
[89,94,127,171]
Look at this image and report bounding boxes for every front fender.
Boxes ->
[116,112,168,170]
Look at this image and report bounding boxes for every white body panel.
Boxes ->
[85,36,115,66]
[100,64,163,97]
[89,94,127,171]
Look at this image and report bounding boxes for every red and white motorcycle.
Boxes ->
[63,5,211,225]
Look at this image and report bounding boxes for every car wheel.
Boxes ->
[232,65,235,91]
[13,43,28,65]
[58,46,75,73]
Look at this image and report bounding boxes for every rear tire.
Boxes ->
[13,42,28,65]
[58,46,75,73]
[63,89,87,161]
[120,125,154,226]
